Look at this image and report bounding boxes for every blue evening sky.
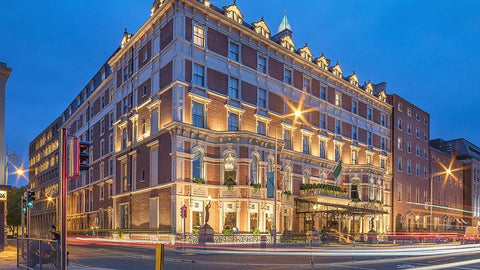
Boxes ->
[2,0,479,186]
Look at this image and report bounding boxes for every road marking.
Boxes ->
[413,258,480,269]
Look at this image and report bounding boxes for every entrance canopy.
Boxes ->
[296,196,389,216]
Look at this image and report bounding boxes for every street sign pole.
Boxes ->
[60,128,67,270]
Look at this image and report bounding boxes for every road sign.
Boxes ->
[0,190,6,201]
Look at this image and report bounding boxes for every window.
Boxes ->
[424,166,427,178]
[415,128,419,138]
[415,163,419,176]
[406,160,411,174]
[142,85,147,96]
[302,171,310,184]
[334,144,341,161]
[250,155,259,184]
[380,137,386,150]
[406,124,411,134]
[223,151,237,184]
[398,137,402,150]
[320,113,326,129]
[100,140,105,157]
[141,118,146,135]
[109,159,113,175]
[258,56,266,73]
[320,86,326,100]
[424,118,428,125]
[100,119,105,134]
[351,101,358,114]
[380,158,386,169]
[367,131,372,146]
[193,63,205,87]
[192,102,205,128]
[335,92,341,106]
[415,145,420,156]
[193,24,205,47]
[109,111,114,127]
[228,77,239,99]
[303,78,310,93]
[100,185,104,200]
[101,96,105,109]
[228,42,239,61]
[228,113,239,131]
[319,140,326,159]
[302,135,310,154]
[335,119,341,134]
[397,119,402,130]
[406,142,411,153]
[398,103,402,112]
[258,88,266,108]
[284,129,292,150]
[424,132,427,142]
[397,183,402,201]
[109,88,114,103]
[380,114,386,127]
[257,121,266,135]
[122,162,128,192]
[122,129,128,150]
[122,97,128,114]
[398,157,402,171]
[351,149,358,165]
[416,113,420,121]
[407,108,412,117]
[352,126,358,141]
[284,68,292,85]
[109,134,113,152]
[366,154,372,165]
[423,149,427,159]
[367,108,372,121]
[192,149,204,180]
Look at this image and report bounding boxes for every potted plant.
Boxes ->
[192,177,204,184]
[251,183,261,192]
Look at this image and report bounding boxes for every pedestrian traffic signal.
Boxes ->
[79,141,90,173]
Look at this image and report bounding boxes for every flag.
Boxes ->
[266,172,274,198]
[333,161,342,179]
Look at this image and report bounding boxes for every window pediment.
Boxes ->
[377,91,387,102]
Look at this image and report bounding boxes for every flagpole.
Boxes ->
[273,128,277,247]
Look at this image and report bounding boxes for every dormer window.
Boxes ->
[224,3,243,24]
[280,36,295,52]
[364,82,373,95]
[252,17,271,39]
[297,44,312,62]
[330,62,342,78]
[314,55,329,71]
[348,73,359,87]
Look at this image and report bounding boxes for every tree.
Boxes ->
[7,186,27,235]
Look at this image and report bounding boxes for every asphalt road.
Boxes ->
[67,242,480,270]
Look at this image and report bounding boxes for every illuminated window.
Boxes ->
[257,121,266,135]
[192,102,205,128]
[302,134,310,154]
[192,149,204,180]
[351,149,358,165]
[335,92,341,107]
[193,24,205,47]
[250,154,259,184]
[284,129,292,150]
[319,140,326,159]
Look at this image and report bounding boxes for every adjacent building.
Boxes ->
[388,94,430,232]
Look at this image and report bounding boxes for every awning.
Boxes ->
[461,218,468,225]
[455,218,462,224]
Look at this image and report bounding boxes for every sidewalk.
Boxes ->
[0,239,117,270]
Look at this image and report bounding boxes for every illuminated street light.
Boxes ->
[15,167,25,176]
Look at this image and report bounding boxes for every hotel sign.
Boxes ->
[0,190,6,201]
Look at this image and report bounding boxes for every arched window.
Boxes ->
[141,118,146,134]
[284,166,292,192]
[267,155,275,172]
[192,148,204,180]
[223,151,237,185]
[302,170,310,184]
[250,154,260,184]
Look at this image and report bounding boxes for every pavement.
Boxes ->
[0,239,116,270]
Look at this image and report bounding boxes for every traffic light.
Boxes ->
[22,197,27,212]
[79,141,90,173]
[27,189,35,208]
[180,205,187,219]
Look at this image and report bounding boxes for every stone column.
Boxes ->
[0,62,11,251]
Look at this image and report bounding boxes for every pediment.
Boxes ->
[280,35,295,52]
[330,62,342,78]
[363,82,374,94]
[347,73,359,87]
[252,18,270,38]
[224,3,243,24]
[297,44,312,61]
[314,55,329,70]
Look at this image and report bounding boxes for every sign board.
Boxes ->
[267,172,274,198]
[0,190,6,201]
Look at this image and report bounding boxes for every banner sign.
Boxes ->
[267,172,274,198]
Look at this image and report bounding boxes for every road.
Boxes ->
[67,241,480,270]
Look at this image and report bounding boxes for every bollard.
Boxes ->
[155,243,164,270]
